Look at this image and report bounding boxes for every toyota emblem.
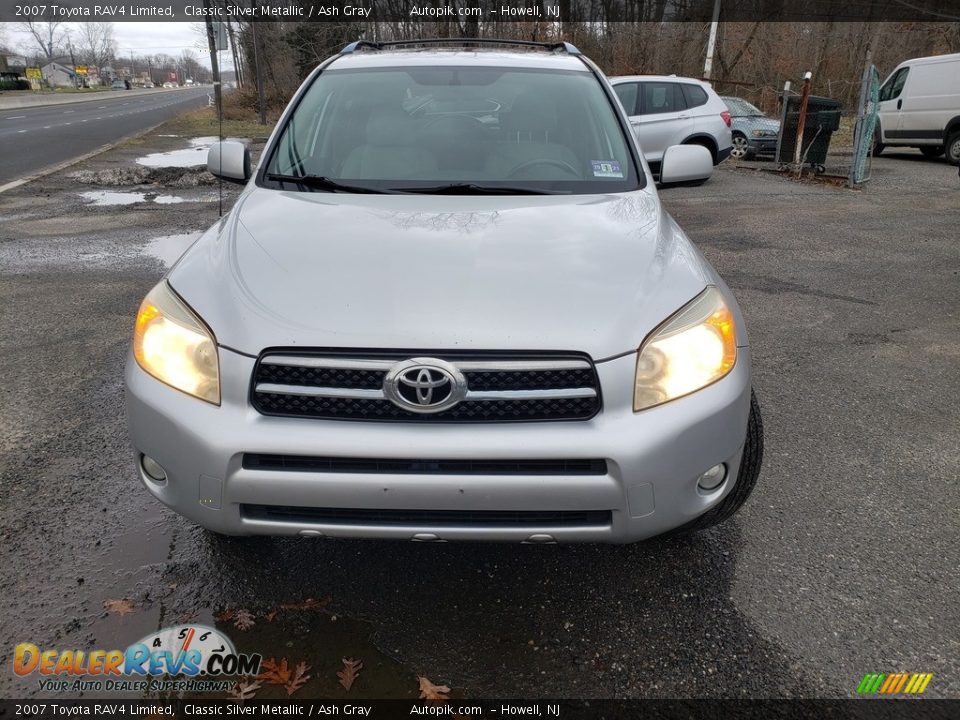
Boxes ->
[383,358,468,414]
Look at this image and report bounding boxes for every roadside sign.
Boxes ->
[75,66,89,76]
[25,67,42,80]
[213,22,228,51]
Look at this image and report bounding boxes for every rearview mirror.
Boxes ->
[207,141,250,184]
[659,144,713,185]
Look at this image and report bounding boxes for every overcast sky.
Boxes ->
[4,22,231,70]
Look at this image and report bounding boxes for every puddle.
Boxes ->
[137,136,241,168]
[80,192,191,207]
[143,232,201,266]
[80,190,147,206]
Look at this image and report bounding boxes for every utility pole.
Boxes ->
[702,0,721,81]
[67,36,78,88]
[250,0,266,125]
[203,1,222,117]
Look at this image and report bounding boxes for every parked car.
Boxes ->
[609,75,733,176]
[125,39,762,543]
[874,52,960,164]
[144,82,154,89]
[110,79,126,90]
[721,96,781,159]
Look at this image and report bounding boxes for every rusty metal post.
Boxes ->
[793,71,812,173]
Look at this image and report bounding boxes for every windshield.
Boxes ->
[262,65,641,194]
[723,97,764,117]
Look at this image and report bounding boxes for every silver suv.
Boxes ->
[125,39,762,543]
[610,75,733,176]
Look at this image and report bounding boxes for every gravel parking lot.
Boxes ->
[0,135,956,700]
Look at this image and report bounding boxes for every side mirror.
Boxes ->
[659,144,713,185]
[208,140,250,184]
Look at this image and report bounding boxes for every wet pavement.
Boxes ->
[0,134,957,700]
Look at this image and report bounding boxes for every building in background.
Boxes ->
[41,61,77,88]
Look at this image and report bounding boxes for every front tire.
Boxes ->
[946,131,960,166]
[872,127,884,157]
[730,133,751,160]
[668,390,764,535]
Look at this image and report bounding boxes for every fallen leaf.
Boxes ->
[228,678,261,701]
[418,675,451,700]
[285,661,310,696]
[337,657,363,691]
[263,610,277,623]
[258,657,292,686]
[233,609,255,631]
[103,599,135,616]
[215,608,236,623]
[280,596,332,611]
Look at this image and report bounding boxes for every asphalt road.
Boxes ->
[0,87,210,185]
[0,136,957,701]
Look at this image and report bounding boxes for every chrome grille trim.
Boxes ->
[255,383,385,399]
[260,356,593,372]
[255,383,597,402]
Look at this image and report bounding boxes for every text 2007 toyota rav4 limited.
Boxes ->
[125,40,763,543]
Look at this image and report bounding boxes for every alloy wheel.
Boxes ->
[731,135,749,159]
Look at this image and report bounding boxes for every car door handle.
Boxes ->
[897,99,902,110]
[678,113,691,119]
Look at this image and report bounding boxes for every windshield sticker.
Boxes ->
[591,160,623,178]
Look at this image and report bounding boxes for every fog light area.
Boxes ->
[141,455,167,482]
[697,463,727,491]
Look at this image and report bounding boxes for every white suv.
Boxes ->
[610,75,733,176]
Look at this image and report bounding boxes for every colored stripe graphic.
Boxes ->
[858,672,932,695]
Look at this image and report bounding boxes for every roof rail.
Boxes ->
[341,38,581,56]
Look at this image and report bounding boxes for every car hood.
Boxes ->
[168,188,715,360]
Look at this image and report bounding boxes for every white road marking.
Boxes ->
[63,110,74,114]
[5,116,26,120]
[18,129,27,133]
[98,106,107,108]
[43,125,51,129]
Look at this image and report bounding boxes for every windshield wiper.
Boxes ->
[265,173,393,194]
[391,183,560,196]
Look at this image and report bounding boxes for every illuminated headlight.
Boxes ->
[133,281,220,404]
[633,287,737,411]
[752,128,777,138]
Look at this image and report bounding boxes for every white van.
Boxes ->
[874,52,960,165]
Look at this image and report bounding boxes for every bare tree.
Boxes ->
[77,22,116,68]
[17,21,65,62]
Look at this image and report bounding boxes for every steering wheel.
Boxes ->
[507,158,580,179]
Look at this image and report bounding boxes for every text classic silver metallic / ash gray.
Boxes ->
[125,39,763,543]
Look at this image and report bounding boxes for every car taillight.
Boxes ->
[720,111,732,128]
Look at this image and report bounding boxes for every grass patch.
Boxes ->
[164,106,275,140]
[52,86,113,94]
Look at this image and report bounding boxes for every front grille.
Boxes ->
[251,351,601,423]
[242,504,612,528]
[243,454,607,476]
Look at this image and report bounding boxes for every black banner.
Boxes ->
[2,0,960,23]
[1,700,959,719]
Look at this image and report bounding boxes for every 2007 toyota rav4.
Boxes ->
[125,39,763,543]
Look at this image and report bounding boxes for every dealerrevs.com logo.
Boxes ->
[14,625,261,693]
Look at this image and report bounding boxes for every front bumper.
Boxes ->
[748,137,778,155]
[125,347,752,543]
